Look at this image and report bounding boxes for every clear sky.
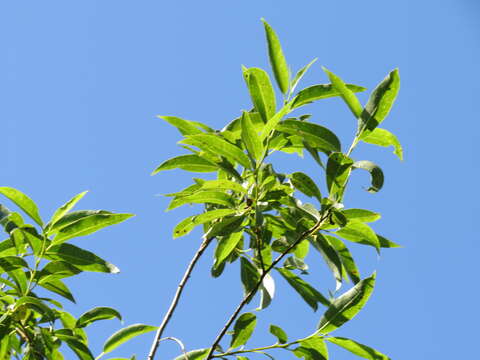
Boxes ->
[1,0,479,359]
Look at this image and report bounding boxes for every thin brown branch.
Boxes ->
[205,213,329,359]
[148,237,213,360]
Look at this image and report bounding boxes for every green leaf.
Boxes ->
[48,210,111,235]
[63,338,94,360]
[326,153,354,201]
[276,120,340,153]
[269,324,288,344]
[258,273,275,310]
[311,234,343,291]
[326,337,390,360]
[262,19,289,94]
[377,234,401,248]
[327,236,361,284]
[290,172,322,202]
[292,83,366,109]
[173,209,238,239]
[167,191,233,211]
[38,261,81,282]
[152,154,219,175]
[102,324,157,356]
[290,58,317,96]
[342,209,381,223]
[230,312,257,349]
[0,256,29,272]
[243,67,276,123]
[294,337,328,360]
[352,161,384,193]
[76,307,122,328]
[361,128,403,161]
[158,115,213,136]
[317,273,376,334]
[323,67,363,118]
[39,279,76,303]
[173,349,209,360]
[0,187,43,226]
[54,213,134,243]
[362,68,400,134]
[199,180,246,194]
[48,191,88,229]
[240,257,260,301]
[336,220,380,252]
[180,134,250,168]
[241,111,264,161]
[261,101,293,140]
[214,230,243,266]
[276,268,329,310]
[207,216,245,238]
[46,243,120,273]
[15,296,55,321]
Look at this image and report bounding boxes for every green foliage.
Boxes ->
[150,18,401,360]
[0,190,155,359]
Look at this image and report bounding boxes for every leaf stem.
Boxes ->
[205,212,330,360]
[147,237,213,360]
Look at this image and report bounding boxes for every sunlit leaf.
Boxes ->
[377,234,401,248]
[290,58,317,96]
[76,307,122,328]
[38,261,81,282]
[54,213,134,243]
[39,279,76,303]
[261,102,293,140]
[323,68,363,119]
[102,324,157,356]
[311,234,343,291]
[243,67,276,123]
[258,273,275,310]
[294,336,328,360]
[269,324,288,344]
[290,172,322,202]
[158,115,213,136]
[326,153,354,201]
[48,191,88,229]
[241,111,264,162]
[326,236,360,284]
[277,120,340,153]
[342,209,381,223]
[173,349,209,360]
[292,83,366,109]
[317,273,376,334]
[336,220,380,252]
[361,127,403,161]
[262,19,290,94]
[206,216,245,238]
[198,180,246,194]
[326,336,390,360]
[230,312,257,348]
[0,187,43,226]
[214,230,243,266]
[62,338,94,360]
[152,154,219,174]
[167,191,233,211]
[352,160,384,193]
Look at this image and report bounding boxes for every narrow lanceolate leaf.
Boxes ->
[173,349,210,360]
[46,243,119,273]
[152,154,219,175]
[76,307,122,328]
[276,268,329,310]
[342,209,381,223]
[262,18,289,94]
[241,111,264,161]
[269,324,288,344]
[361,68,400,134]
[158,115,213,136]
[49,191,88,229]
[352,161,384,193]
[311,234,343,291]
[317,273,376,334]
[323,67,363,119]
[0,187,43,226]
[292,83,367,109]
[180,134,250,168]
[261,101,293,140]
[207,216,245,238]
[361,127,403,161]
[214,230,243,266]
[276,120,340,153]
[290,58,317,96]
[243,67,276,123]
[377,234,401,248]
[38,261,81,282]
[199,180,246,194]
[240,257,260,301]
[336,220,380,252]
[0,256,29,272]
[63,338,94,360]
[326,337,390,360]
[173,209,238,239]
[290,172,322,202]
[230,312,257,349]
[167,191,233,211]
[54,213,134,243]
[327,236,361,284]
[39,279,76,303]
[326,153,354,201]
[102,324,157,356]
[15,296,55,320]
[294,337,328,360]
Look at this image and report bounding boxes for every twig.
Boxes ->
[158,337,187,360]
[148,237,213,360]
[205,213,329,360]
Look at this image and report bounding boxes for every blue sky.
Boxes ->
[1,0,479,359]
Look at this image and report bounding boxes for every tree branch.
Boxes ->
[205,213,329,359]
[148,237,213,360]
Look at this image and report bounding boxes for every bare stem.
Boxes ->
[205,213,329,360]
[147,237,213,360]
